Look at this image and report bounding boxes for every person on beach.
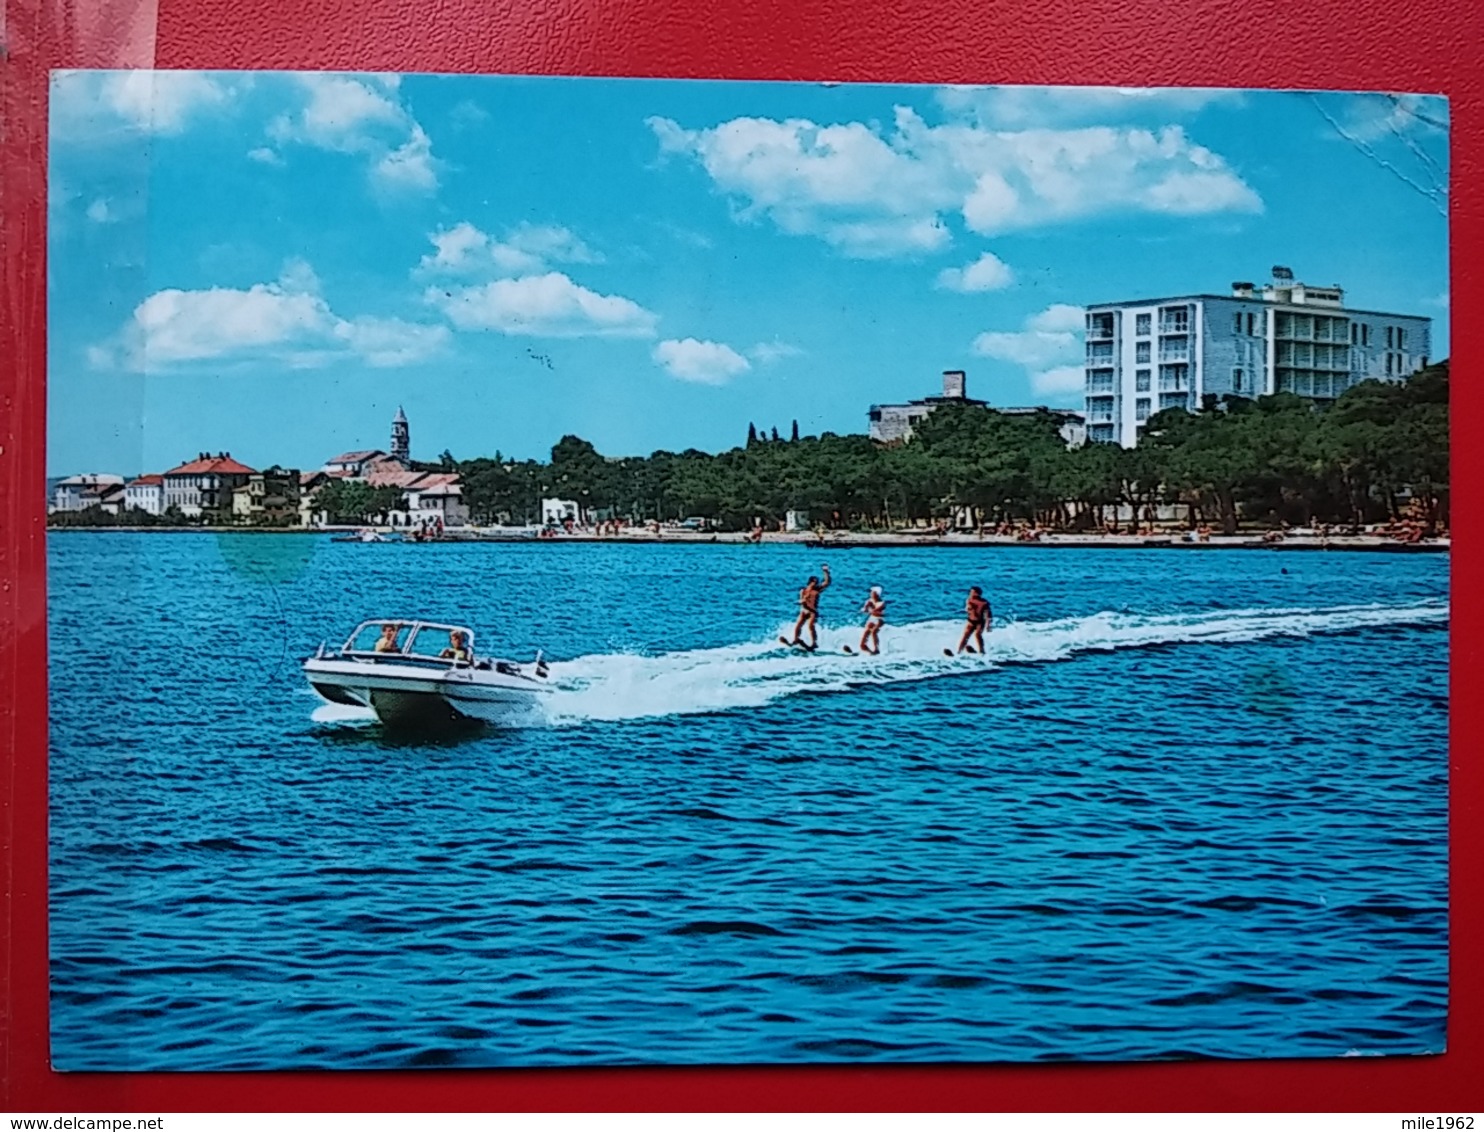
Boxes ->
[788,564,832,650]
[955,586,992,654]
[373,623,401,653]
[859,585,886,655]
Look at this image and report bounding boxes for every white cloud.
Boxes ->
[973,328,1077,368]
[1031,365,1086,395]
[973,301,1086,369]
[936,85,1237,129]
[428,272,657,339]
[267,73,404,152]
[418,222,600,277]
[936,251,1014,292]
[51,70,234,139]
[450,100,490,129]
[973,303,1088,405]
[247,146,284,165]
[650,105,1260,256]
[653,338,751,385]
[650,112,957,259]
[333,316,451,367]
[99,260,448,372]
[1027,303,1084,333]
[261,73,441,193]
[748,340,804,364]
[373,125,438,193]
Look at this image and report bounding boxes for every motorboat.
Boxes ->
[303,619,554,727]
[330,528,393,543]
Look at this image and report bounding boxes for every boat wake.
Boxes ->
[538,600,1447,726]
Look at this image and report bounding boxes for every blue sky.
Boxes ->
[48,73,1450,476]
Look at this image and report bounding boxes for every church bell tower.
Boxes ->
[391,406,410,464]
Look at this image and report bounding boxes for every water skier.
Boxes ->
[951,586,992,655]
[783,564,831,651]
[858,585,886,655]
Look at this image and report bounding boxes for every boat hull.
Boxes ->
[304,657,551,727]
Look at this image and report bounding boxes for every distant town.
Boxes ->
[49,268,1442,540]
[49,406,473,531]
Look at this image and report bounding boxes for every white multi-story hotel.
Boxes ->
[1083,268,1434,446]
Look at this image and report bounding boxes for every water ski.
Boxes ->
[841,645,855,655]
[779,636,817,652]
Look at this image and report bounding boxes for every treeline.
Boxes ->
[437,362,1450,533]
[49,506,194,528]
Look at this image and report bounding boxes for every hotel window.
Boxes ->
[1136,397,1151,422]
[1233,367,1245,393]
[1397,327,1407,350]
[1362,324,1370,346]
[1136,313,1151,336]
[1234,312,1243,334]
[1350,323,1358,344]
[1385,326,1393,349]
[1135,368,1151,392]
[1159,305,1190,333]
[1135,341,1151,363]
[1247,312,1256,335]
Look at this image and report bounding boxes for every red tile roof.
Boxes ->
[364,469,463,491]
[365,469,422,488]
[326,449,385,465]
[128,475,163,486]
[164,456,256,476]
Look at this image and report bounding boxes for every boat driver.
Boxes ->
[440,629,472,664]
[373,623,401,653]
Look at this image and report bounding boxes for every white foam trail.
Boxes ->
[310,703,377,725]
[538,601,1447,726]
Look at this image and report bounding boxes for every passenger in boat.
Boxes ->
[956,586,992,654]
[440,629,473,664]
[373,623,401,653]
[859,586,886,656]
[789,564,832,650]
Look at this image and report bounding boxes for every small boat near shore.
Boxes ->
[304,619,553,727]
[330,528,395,544]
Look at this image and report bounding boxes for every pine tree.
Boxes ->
[747,422,758,446]
[770,426,780,442]
[790,419,800,442]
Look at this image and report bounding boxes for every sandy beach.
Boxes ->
[46,525,1451,552]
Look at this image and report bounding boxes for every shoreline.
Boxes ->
[44,526,1450,552]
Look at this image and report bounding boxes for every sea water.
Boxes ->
[47,533,1449,1069]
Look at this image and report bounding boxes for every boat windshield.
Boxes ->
[406,623,476,665]
[342,620,477,664]
[344,620,414,655]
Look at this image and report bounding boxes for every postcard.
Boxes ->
[46,72,1449,1070]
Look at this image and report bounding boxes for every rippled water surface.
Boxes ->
[49,533,1449,1069]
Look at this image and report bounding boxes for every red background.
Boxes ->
[2,0,1479,1111]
